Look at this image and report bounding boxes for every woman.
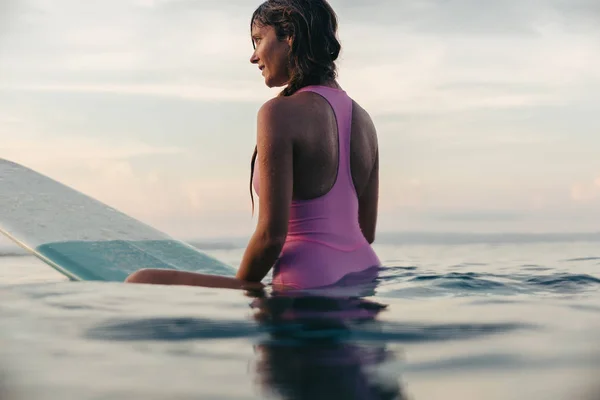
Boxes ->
[126,0,381,290]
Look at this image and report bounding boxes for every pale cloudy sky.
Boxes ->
[1,0,599,239]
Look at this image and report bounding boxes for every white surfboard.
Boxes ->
[0,159,236,281]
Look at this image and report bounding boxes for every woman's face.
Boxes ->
[250,23,291,88]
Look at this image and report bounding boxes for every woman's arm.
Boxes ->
[236,98,293,282]
[358,149,379,244]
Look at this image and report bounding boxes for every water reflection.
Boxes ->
[248,276,409,400]
[77,275,543,400]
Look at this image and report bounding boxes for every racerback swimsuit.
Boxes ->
[253,85,381,290]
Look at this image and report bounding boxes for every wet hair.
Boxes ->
[249,0,342,213]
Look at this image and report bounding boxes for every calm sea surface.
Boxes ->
[1,237,599,400]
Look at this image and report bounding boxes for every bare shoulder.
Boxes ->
[258,95,304,119]
[258,96,292,122]
[255,97,303,154]
[256,97,296,137]
[351,100,377,134]
[257,95,312,139]
[350,99,378,157]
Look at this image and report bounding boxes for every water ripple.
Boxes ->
[85,317,533,344]
[405,352,600,373]
[521,265,553,271]
[351,322,534,343]
[379,269,600,296]
[563,257,600,262]
[86,318,259,341]
[410,273,508,291]
[522,273,600,291]
[381,266,418,272]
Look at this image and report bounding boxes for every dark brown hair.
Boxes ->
[249,0,342,213]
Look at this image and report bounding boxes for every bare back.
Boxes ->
[287,91,379,201]
[284,89,379,244]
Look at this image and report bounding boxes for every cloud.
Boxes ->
[136,0,254,13]
[571,178,600,203]
[4,82,268,103]
[429,211,526,223]
[3,137,185,167]
[337,0,600,35]
[0,0,279,102]
[379,177,425,211]
[0,2,251,66]
[68,166,256,239]
[0,0,17,36]
[0,114,23,124]
[337,0,538,35]
[2,0,598,116]
[339,25,599,115]
[1,0,599,236]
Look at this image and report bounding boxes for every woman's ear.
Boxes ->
[286,35,293,48]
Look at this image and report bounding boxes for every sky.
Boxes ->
[1,0,599,240]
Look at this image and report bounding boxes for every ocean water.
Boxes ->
[1,237,599,400]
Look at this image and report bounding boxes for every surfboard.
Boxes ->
[0,159,236,282]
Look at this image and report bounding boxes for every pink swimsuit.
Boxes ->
[253,85,381,290]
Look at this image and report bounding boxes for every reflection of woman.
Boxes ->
[250,291,408,400]
[254,342,403,400]
[126,0,381,291]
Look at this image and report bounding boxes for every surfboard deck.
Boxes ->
[0,159,236,282]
